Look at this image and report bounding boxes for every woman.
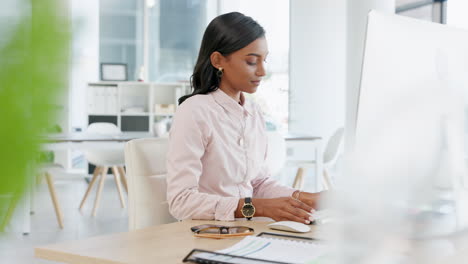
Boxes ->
[166,12,322,224]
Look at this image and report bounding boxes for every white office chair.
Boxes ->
[290,127,344,190]
[79,122,128,216]
[265,131,287,178]
[125,137,177,231]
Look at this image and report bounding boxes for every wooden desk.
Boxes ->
[35,220,325,264]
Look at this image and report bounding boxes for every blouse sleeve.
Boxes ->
[166,100,239,221]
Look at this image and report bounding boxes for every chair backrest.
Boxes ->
[85,122,124,166]
[87,122,121,135]
[265,131,286,177]
[125,137,177,230]
[323,127,345,165]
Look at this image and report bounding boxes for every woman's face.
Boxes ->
[219,37,268,94]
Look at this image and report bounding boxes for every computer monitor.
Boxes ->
[346,10,468,235]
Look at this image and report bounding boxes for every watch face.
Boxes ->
[242,204,255,217]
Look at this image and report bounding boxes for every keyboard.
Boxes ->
[310,209,336,225]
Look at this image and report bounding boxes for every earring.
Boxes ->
[217,67,223,78]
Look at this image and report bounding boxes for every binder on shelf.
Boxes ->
[87,86,96,114]
[103,87,109,114]
[96,88,103,114]
[183,232,328,264]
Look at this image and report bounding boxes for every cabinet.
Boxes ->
[87,82,190,133]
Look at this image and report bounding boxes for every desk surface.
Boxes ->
[44,132,321,143]
[44,132,153,142]
[284,133,321,141]
[35,220,326,264]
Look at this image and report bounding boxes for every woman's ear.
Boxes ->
[210,51,224,69]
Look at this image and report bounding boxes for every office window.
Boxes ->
[99,0,212,83]
[396,0,447,23]
[99,0,143,81]
[220,0,290,132]
[147,0,209,82]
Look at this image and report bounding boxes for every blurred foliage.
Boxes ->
[37,125,62,164]
[0,0,70,231]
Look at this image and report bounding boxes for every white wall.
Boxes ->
[288,0,346,191]
[70,0,100,131]
[447,0,468,29]
[289,0,346,140]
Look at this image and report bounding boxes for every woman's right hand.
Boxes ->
[255,197,315,224]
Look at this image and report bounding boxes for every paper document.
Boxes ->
[193,236,330,264]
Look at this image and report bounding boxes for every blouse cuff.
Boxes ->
[278,188,296,198]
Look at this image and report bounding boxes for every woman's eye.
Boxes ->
[246,61,257,66]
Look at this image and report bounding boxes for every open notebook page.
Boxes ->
[193,235,331,264]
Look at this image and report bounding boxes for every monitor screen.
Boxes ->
[345,10,468,236]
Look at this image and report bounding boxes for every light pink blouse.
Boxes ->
[166,89,296,221]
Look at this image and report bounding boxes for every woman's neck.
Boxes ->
[219,85,242,104]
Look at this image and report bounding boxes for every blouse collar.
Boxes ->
[211,88,254,117]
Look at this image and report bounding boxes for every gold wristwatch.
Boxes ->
[241,197,255,220]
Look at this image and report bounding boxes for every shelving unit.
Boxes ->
[87,81,190,133]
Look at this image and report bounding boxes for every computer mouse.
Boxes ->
[267,221,311,233]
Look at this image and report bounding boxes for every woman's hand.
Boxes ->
[295,191,324,209]
[235,192,326,224]
[254,197,315,224]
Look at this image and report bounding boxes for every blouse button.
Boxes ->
[239,138,244,147]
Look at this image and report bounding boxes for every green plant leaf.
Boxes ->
[0,0,70,231]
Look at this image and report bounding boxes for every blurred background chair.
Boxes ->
[289,127,344,190]
[79,122,127,216]
[125,137,176,231]
[33,124,64,229]
[36,164,64,229]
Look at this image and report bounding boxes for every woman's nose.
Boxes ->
[256,62,266,76]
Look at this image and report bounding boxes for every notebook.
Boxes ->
[183,233,331,264]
